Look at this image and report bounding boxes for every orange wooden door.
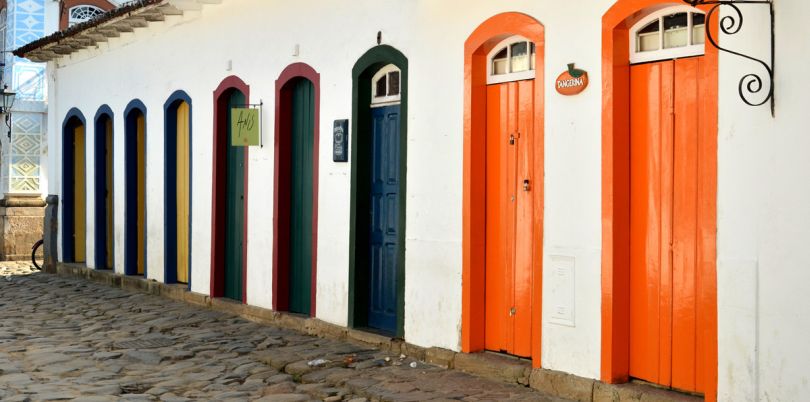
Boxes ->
[484,79,534,358]
[629,57,708,393]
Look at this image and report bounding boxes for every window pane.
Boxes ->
[375,77,387,98]
[639,19,660,34]
[692,13,706,45]
[637,20,660,52]
[388,71,400,96]
[492,47,508,75]
[663,13,689,48]
[510,41,529,73]
[530,42,536,71]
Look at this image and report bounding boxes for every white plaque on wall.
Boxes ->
[549,255,576,327]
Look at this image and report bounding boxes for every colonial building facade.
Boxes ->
[0,0,119,259]
[14,1,807,401]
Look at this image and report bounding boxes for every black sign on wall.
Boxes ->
[333,119,349,162]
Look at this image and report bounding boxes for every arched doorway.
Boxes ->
[348,45,407,337]
[164,91,193,286]
[62,109,87,264]
[601,1,718,398]
[462,12,545,367]
[273,63,320,316]
[211,76,250,302]
[94,105,114,270]
[124,100,147,277]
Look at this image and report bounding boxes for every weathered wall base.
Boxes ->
[54,262,700,402]
[0,194,46,261]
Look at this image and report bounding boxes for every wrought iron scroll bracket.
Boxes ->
[685,0,775,116]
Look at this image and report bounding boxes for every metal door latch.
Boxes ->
[523,179,530,191]
[509,307,516,316]
[509,134,515,145]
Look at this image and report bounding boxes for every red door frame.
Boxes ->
[272,62,321,316]
[601,1,718,399]
[210,75,251,302]
[462,12,545,368]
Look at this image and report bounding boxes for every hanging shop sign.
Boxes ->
[231,101,263,146]
[556,63,588,96]
[333,119,349,162]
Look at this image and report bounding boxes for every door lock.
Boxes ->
[509,134,515,145]
[523,179,530,191]
[509,307,516,316]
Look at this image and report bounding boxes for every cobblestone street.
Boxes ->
[0,263,567,402]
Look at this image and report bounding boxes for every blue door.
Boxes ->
[367,105,400,334]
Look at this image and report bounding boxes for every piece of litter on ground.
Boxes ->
[308,358,330,367]
[409,361,418,368]
[384,356,391,362]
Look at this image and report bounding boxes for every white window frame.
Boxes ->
[629,5,706,64]
[68,5,105,27]
[486,35,535,85]
[370,64,401,108]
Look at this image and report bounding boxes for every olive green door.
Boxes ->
[289,79,315,314]
[225,90,246,301]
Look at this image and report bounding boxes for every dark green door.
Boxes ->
[225,90,246,301]
[289,79,315,314]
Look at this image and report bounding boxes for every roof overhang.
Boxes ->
[13,0,221,62]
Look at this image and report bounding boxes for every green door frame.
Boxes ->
[348,45,408,338]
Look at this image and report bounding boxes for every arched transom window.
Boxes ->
[370,64,401,107]
[69,5,105,27]
[487,35,536,84]
[630,6,705,64]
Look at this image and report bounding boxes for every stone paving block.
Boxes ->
[425,346,456,369]
[454,351,531,385]
[529,368,595,402]
[253,394,310,402]
[285,360,315,378]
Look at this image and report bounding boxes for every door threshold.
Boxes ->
[355,326,398,340]
[483,349,532,362]
[630,378,704,398]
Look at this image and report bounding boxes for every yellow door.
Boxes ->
[105,118,114,268]
[136,114,146,275]
[74,124,86,262]
[176,101,190,283]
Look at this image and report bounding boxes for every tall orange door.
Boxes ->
[484,80,534,358]
[629,57,710,393]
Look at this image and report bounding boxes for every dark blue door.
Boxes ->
[367,105,400,334]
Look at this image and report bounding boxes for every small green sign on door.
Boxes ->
[231,108,260,146]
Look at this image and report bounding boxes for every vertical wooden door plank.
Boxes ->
[513,79,535,358]
[74,124,86,263]
[485,84,508,352]
[177,102,190,284]
[629,61,666,384]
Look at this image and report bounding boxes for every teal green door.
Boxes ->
[289,79,315,315]
[225,90,246,301]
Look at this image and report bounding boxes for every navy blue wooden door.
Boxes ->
[367,105,400,334]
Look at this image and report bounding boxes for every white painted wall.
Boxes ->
[715,1,810,401]
[43,0,810,399]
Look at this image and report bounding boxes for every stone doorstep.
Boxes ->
[54,262,702,402]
